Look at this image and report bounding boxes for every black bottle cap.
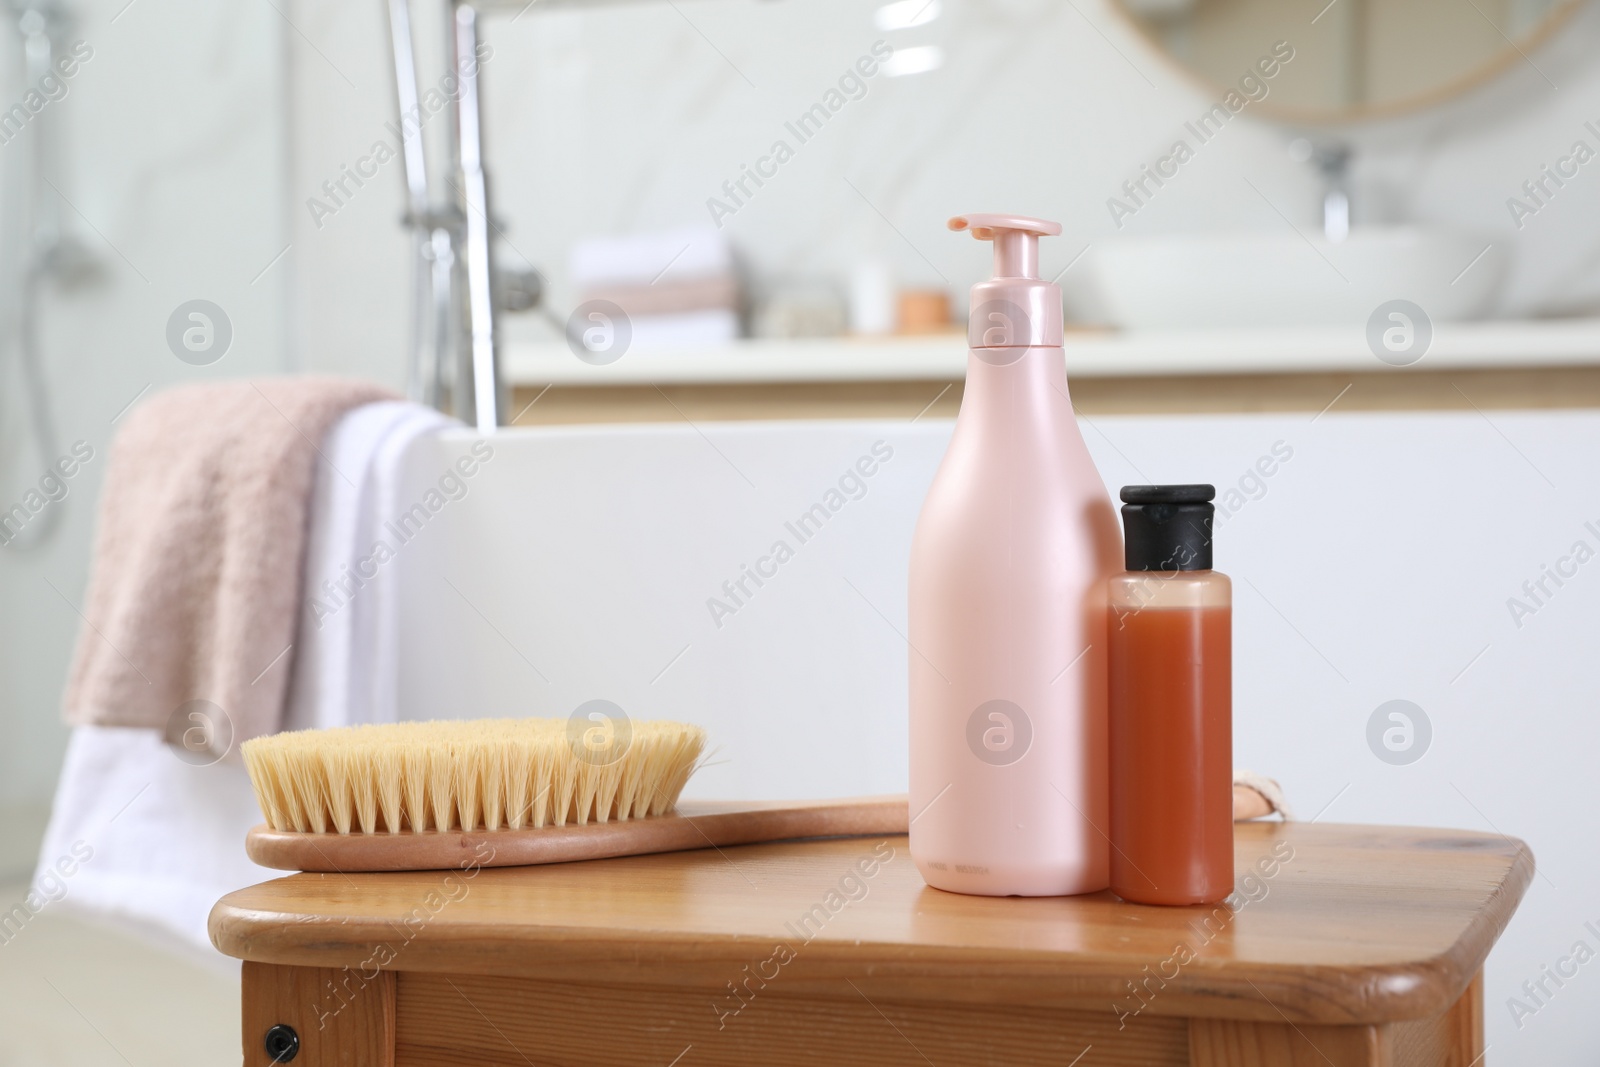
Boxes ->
[1120,484,1215,571]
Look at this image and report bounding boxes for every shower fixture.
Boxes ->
[2,0,95,549]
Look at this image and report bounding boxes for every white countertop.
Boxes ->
[503,318,1600,386]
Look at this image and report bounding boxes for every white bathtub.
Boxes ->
[394,410,1597,1060]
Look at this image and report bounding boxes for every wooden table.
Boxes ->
[210,821,1531,1067]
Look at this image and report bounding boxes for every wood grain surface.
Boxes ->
[1188,974,1481,1067]
[213,821,1531,1028]
[234,963,1485,1067]
[508,367,1600,428]
[236,963,1484,1067]
[392,971,1189,1067]
[240,961,394,1067]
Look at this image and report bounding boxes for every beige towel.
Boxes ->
[63,377,396,753]
[583,275,739,317]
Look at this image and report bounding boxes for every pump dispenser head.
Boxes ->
[949,213,1064,349]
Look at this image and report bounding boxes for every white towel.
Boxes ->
[627,309,741,350]
[286,401,455,731]
[30,725,264,970]
[34,401,456,957]
[569,224,731,287]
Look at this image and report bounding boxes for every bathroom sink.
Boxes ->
[1063,227,1506,330]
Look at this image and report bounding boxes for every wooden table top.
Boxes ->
[210,821,1531,1027]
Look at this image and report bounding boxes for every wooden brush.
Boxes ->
[243,718,706,835]
[241,720,1283,874]
[241,719,907,873]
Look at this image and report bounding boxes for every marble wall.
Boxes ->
[0,0,288,817]
[475,0,1600,337]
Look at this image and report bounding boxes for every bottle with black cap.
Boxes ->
[1107,484,1233,906]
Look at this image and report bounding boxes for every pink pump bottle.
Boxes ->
[908,213,1122,897]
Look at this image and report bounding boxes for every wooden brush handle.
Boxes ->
[245,795,910,873]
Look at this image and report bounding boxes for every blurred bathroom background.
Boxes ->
[4,0,1600,1061]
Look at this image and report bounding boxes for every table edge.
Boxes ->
[208,824,1535,1026]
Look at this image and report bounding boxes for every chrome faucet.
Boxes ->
[1290,139,1352,243]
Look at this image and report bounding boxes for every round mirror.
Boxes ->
[1110,0,1585,122]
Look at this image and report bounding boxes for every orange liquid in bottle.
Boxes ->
[1107,587,1232,905]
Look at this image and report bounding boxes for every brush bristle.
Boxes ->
[241,719,706,834]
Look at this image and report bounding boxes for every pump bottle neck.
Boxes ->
[949,213,1065,350]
